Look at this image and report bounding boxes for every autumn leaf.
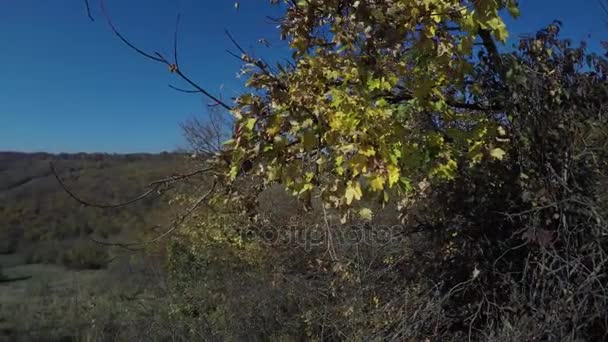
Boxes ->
[358,207,373,221]
[490,148,507,160]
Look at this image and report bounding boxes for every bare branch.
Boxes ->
[181,110,232,155]
[51,161,161,208]
[224,29,248,57]
[168,84,201,93]
[99,0,232,110]
[50,161,215,209]
[100,0,166,63]
[174,13,181,68]
[148,166,217,185]
[174,69,232,110]
[225,29,274,77]
[91,180,217,250]
[478,29,505,78]
[83,0,94,21]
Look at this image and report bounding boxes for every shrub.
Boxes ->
[60,240,109,270]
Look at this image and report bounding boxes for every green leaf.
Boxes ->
[507,1,520,18]
[245,118,257,131]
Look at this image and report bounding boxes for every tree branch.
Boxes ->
[168,84,201,93]
[173,13,181,68]
[386,90,503,112]
[83,0,94,21]
[478,29,505,78]
[99,0,232,111]
[51,161,215,209]
[90,180,217,250]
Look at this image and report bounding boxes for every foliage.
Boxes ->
[173,2,608,340]
[226,0,520,218]
[60,239,110,270]
[5,1,608,340]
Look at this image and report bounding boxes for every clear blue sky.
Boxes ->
[0,1,605,153]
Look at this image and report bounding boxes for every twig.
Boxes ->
[173,13,181,68]
[99,0,232,110]
[50,161,161,208]
[225,29,274,76]
[83,0,94,21]
[91,180,217,249]
[168,84,200,93]
[51,161,214,209]
[100,0,166,63]
[224,29,248,57]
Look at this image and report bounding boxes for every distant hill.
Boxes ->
[0,151,194,268]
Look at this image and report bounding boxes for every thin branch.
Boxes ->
[50,161,160,208]
[99,0,232,110]
[174,69,232,110]
[83,0,95,21]
[225,49,245,64]
[478,29,505,78]
[100,0,166,63]
[51,162,215,209]
[224,29,248,57]
[173,13,181,68]
[148,167,216,185]
[91,180,217,250]
[168,84,201,93]
[225,29,274,77]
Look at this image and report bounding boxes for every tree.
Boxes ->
[226,0,520,218]
[180,107,233,157]
[79,2,608,339]
[91,0,519,217]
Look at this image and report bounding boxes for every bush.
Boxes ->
[164,26,608,341]
[60,240,109,270]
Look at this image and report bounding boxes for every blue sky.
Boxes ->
[0,1,605,153]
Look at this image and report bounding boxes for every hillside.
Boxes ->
[0,152,200,339]
[0,151,193,265]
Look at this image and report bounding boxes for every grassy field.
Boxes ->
[0,252,172,341]
[0,152,192,341]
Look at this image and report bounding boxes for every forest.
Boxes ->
[1,0,608,341]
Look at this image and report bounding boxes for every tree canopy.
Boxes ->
[226,0,521,218]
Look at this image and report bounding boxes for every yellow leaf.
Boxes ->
[490,148,506,160]
[387,164,400,186]
[359,146,376,157]
[302,118,314,128]
[369,175,385,192]
[349,154,368,176]
[229,165,239,180]
[358,208,373,221]
[345,181,363,205]
[497,126,507,136]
